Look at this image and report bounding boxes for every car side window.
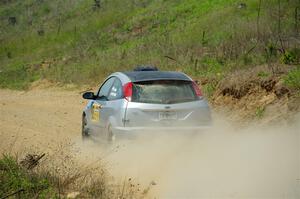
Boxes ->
[108,78,123,100]
[97,77,115,98]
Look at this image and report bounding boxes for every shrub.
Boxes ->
[280,51,297,65]
[284,68,300,90]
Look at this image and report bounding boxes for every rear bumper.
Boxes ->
[112,126,211,139]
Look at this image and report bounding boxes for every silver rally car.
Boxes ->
[82,67,211,141]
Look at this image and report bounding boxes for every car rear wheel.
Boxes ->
[82,114,89,140]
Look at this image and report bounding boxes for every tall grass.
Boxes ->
[0,147,150,199]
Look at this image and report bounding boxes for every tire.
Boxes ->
[82,114,89,140]
[106,125,115,143]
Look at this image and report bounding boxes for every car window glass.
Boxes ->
[108,78,122,100]
[132,80,197,104]
[98,77,115,98]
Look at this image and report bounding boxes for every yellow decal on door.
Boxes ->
[91,103,100,122]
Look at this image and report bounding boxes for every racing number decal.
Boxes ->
[91,103,101,122]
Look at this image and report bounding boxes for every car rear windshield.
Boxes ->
[132,80,197,104]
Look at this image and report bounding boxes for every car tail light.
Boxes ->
[123,82,133,101]
[192,81,203,97]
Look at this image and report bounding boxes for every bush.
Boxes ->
[284,68,300,90]
[280,50,298,65]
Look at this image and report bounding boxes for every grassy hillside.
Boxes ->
[0,0,299,90]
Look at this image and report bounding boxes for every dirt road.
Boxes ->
[0,88,299,198]
[0,88,84,153]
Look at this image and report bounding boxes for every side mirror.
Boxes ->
[82,92,95,100]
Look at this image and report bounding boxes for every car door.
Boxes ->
[102,78,125,130]
[89,77,115,137]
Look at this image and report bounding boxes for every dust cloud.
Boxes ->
[77,114,300,199]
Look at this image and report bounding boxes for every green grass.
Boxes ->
[202,83,217,99]
[257,71,270,78]
[284,67,300,91]
[255,106,265,119]
[0,155,57,198]
[0,152,150,199]
[0,0,299,89]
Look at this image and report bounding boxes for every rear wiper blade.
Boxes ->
[164,98,194,104]
[164,100,178,104]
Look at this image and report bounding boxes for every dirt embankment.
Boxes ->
[208,65,300,124]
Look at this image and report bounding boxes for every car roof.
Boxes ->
[121,71,191,82]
